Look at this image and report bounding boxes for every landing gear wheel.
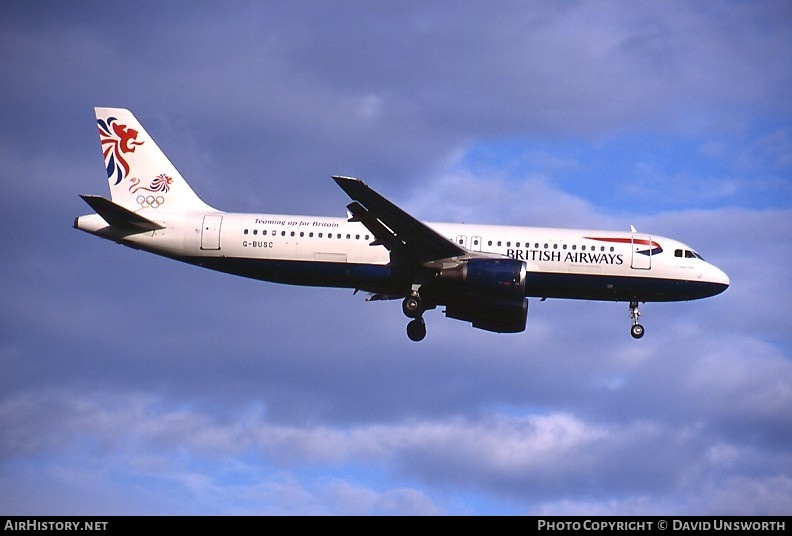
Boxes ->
[630,323,645,339]
[629,301,644,339]
[406,319,427,342]
[402,295,423,318]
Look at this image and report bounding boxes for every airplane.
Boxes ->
[75,108,730,342]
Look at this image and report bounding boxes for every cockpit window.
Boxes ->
[676,248,705,261]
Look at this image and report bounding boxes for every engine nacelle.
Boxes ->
[438,258,527,298]
[437,258,529,333]
[445,296,529,333]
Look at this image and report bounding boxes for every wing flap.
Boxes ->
[346,201,403,250]
[333,176,465,263]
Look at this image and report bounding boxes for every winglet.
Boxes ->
[79,195,165,232]
[332,176,368,198]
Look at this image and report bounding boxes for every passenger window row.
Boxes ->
[242,228,703,261]
[484,239,615,252]
[243,229,371,241]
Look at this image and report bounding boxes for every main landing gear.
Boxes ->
[629,301,645,339]
[403,293,427,342]
[406,318,427,342]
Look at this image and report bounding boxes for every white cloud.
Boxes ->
[3,385,791,514]
[402,169,611,229]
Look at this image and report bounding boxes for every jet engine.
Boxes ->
[437,258,529,333]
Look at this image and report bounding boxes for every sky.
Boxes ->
[1,0,791,515]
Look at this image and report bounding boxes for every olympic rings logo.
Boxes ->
[136,195,165,209]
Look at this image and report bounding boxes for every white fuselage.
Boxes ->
[75,209,730,303]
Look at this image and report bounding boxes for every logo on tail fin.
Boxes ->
[129,174,172,194]
[129,174,172,209]
[98,117,144,185]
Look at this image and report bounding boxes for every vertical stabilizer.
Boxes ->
[95,107,215,213]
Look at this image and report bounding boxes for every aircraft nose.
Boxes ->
[715,265,729,287]
[708,264,730,295]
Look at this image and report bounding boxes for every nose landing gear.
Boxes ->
[629,301,645,339]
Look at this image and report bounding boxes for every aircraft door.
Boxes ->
[455,235,468,248]
[471,236,482,252]
[630,234,652,270]
[201,215,223,250]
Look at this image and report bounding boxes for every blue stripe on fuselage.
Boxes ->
[178,256,728,303]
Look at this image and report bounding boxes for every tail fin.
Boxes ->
[95,107,215,212]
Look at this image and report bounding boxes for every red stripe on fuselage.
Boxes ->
[584,236,661,248]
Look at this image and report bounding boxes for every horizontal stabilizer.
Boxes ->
[79,195,164,231]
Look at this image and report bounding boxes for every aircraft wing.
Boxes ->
[333,176,467,264]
